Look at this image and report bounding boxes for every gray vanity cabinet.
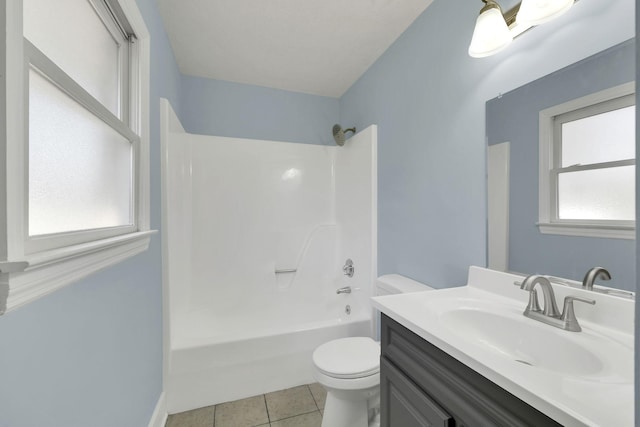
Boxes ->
[381,357,453,426]
[380,314,562,427]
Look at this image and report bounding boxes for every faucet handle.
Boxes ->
[561,296,596,332]
[342,259,354,278]
[563,296,596,307]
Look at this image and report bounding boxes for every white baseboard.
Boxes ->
[148,391,168,427]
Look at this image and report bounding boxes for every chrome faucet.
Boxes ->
[582,267,611,290]
[336,286,352,294]
[519,274,595,332]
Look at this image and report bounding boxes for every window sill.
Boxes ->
[0,230,156,314]
[537,222,635,240]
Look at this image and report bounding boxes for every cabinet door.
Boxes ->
[381,357,453,427]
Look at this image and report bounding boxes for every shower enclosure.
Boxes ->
[160,100,377,413]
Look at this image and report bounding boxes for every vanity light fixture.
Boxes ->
[517,0,574,25]
[468,0,513,58]
[469,0,576,58]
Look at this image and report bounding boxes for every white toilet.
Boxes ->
[312,274,433,427]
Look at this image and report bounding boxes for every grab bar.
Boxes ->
[275,269,297,274]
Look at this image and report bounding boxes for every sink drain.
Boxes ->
[515,359,534,366]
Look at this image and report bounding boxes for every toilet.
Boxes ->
[312,274,433,427]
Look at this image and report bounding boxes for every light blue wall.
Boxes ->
[0,0,181,426]
[181,75,339,145]
[487,40,635,290]
[340,0,635,288]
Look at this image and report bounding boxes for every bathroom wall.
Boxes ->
[487,40,635,290]
[339,0,635,288]
[181,75,339,146]
[0,0,181,426]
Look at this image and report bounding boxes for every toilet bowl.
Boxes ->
[313,274,434,427]
[312,337,381,427]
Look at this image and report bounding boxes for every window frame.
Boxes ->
[0,0,154,315]
[25,39,140,253]
[538,82,636,240]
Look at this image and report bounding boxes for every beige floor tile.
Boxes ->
[215,395,269,427]
[265,385,318,421]
[307,383,327,410]
[270,411,323,427]
[165,406,214,427]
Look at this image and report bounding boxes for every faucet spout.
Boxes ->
[519,274,595,332]
[520,275,560,317]
[582,267,611,290]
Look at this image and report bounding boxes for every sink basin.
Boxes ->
[438,304,632,382]
[441,308,601,376]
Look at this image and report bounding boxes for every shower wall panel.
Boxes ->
[171,134,337,315]
[334,125,378,323]
[166,135,192,315]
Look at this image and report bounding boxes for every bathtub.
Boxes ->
[164,220,375,414]
[167,308,371,413]
[165,221,375,414]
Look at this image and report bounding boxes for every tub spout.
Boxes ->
[336,286,352,294]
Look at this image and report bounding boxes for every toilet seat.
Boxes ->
[313,337,380,379]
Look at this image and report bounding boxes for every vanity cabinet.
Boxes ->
[380,314,562,427]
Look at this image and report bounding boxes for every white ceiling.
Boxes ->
[156,0,433,98]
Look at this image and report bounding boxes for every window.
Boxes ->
[0,0,153,314]
[538,82,635,239]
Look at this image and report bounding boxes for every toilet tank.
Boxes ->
[375,274,434,296]
[373,274,434,340]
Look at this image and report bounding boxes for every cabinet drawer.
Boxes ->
[381,356,453,427]
[381,314,561,427]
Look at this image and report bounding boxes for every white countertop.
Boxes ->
[371,266,634,427]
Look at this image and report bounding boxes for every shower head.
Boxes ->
[332,124,356,146]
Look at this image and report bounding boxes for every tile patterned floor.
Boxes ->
[166,383,327,427]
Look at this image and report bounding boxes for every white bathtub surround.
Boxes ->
[161,100,377,413]
[372,267,634,426]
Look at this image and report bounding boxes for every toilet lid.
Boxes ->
[313,337,380,379]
